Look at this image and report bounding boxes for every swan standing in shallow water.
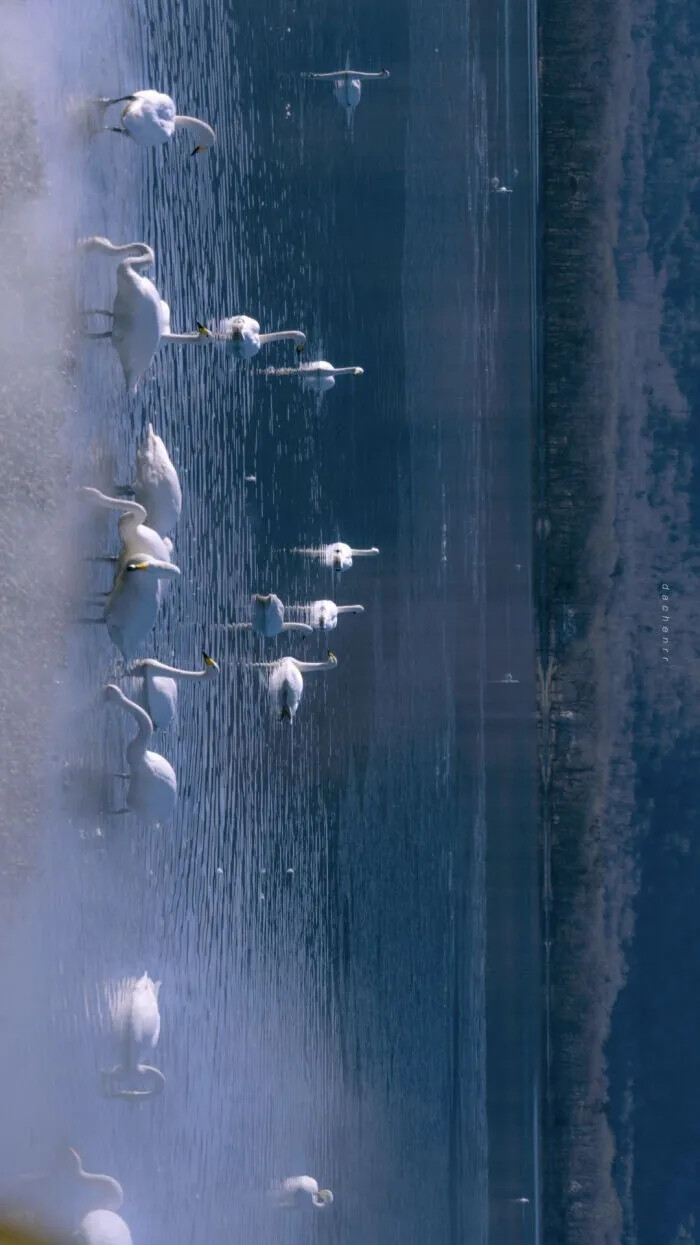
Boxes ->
[102,973,164,1099]
[75,1210,133,1245]
[229,593,313,637]
[98,90,216,153]
[122,652,219,730]
[252,653,337,721]
[103,684,177,821]
[80,488,173,567]
[302,54,390,126]
[266,360,363,393]
[207,314,305,360]
[116,424,182,537]
[96,557,180,660]
[290,542,379,571]
[79,236,213,393]
[270,1175,334,1209]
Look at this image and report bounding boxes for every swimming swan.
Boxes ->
[79,235,213,393]
[99,90,216,153]
[103,684,177,822]
[100,558,181,660]
[229,593,314,637]
[75,1210,133,1245]
[302,54,389,125]
[208,314,305,360]
[266,360,363,393]
[123,652,219,730]
[102,973,164,1099]
[290,542,379,571]
[270,1175,334,1208]
[252,653,337,722]
[119,423,182,537]
[298,600,365,631]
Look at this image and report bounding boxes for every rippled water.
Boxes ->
[0,0,539,1242]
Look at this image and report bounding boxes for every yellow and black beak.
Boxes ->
[202,651,219,669]
[190,144,207,156]
[196,322,213,337]
[295,343,304,354]
[127,560,150,572]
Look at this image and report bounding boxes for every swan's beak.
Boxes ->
[202,651,219,670]
[353,367,364,375]
[279,704,293,722]
[196,322,213,337]
[190,145,207,155]
[127,560,150,572]
[296,343,305,354]
[327,651,336,661]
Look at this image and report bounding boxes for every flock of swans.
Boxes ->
[36,59,394,1244]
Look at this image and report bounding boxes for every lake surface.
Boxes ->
[0,0,540,1242]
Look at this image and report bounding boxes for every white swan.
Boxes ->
[79,236,213,393]
[270,1175,334,1209]
[102,973,164,1099]
[122,651,219,730]
[302,54,389,124]
[290,542,379,571]
[101,557,181,660]
[490,176,513,194]
[103,684,177,822]
[209,314,305,360]
[99,90,216,153]
[80,488,173,566]
[231,593,314,637]
[266,360,363,393]
[125,423,182,537]
[303,599,365,631]
[75,1210,133,1245]
[16,1147,124,1220]
[252,653,337,722]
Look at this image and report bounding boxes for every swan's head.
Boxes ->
[279,704,293,723]
[327,652,338,667]
[312,1189,334,1207]
[352,367,364,376]
[186,119,217,155]
[202,651,220,676]
[196,322,214,339]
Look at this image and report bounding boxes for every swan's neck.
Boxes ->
[81,486,147,523]
[336,604,363,613]
[173,116,216,147]
[161,329,211,343]
[79,236,155,265]
[258,330,306,347]
[292,658,335,673]
[142,660,207,680]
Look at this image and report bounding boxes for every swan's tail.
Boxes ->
[101,1063,165,1099]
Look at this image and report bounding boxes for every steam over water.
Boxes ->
[0,0,540,1243]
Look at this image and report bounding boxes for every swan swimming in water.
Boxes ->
[103,684,177,822]
[206,314,305,360]
[79,236,213,393]
[293,600,365,631]
[75,1210,133,1245]
[266,360,363,393]
[290,542,379,572]
[302,54,390,126]
[98,90,216,153]
[270,1175,334,1209]
[116,424,182,537]
[122,652,219,731]
[252,653,337,721]
[102,973,164,1099]
[229,593,314,638]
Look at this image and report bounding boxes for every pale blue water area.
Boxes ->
[0,0,539,1243]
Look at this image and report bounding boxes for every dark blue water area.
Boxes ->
[0,0,540,1243]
